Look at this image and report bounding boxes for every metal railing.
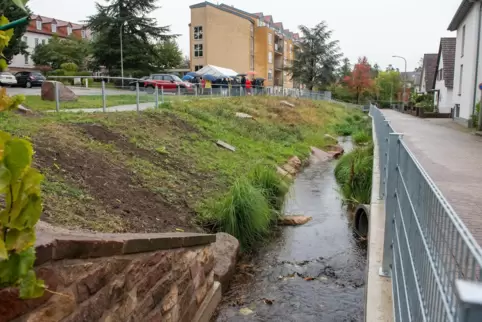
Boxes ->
[370,105,482,322]
[31,76,332,112]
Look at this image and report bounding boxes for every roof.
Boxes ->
[448,0,476,31]
[28,14,87,38]
[434,38,457,89]
[196,65,238,78]
[421,53,438,91]
[190,2,254,23]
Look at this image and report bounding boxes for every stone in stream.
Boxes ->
[279,215,312,226]
[211,233,240,293]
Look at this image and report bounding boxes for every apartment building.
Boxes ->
[10,14,90,71]
[189,2,299,89]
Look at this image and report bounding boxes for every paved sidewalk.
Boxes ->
[381,110,482,244]
[49,102,156,113]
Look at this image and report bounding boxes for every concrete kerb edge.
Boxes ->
[364,113,393,322]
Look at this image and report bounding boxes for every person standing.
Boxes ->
[241,76,246,95]
[246,78,252,96]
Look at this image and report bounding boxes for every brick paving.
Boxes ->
[381,110,482,246]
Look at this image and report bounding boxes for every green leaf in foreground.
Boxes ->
[11,0,28,12]
[19,270,45,299]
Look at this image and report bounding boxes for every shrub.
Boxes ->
[335,123,355,136]
[207,178,273,250]
[249,165,290,212]
[60,62,78,72]
[335,145,373,204]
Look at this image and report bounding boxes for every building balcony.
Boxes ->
[274,43,283,54]
[274,61,283,70]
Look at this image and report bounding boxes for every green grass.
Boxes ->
[352,130,372,145]
[334,145,374,204]
[23,94,156,111]
[0,96,361,242]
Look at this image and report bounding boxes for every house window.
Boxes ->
[67,26,72,35]
[268,33,272,45]
[459,64,463,95]
[268,52,273,64]
[461,25,466,57]
[194,26,203,40]
[81,29,86,38]
[24,54,28,65]
[36,20,42,30]
[194,65,203,71]
[194,44,203,57]
[42,39,46,45]
[35,38,39,47]
[268,69,273,80]
[52,24,57,33]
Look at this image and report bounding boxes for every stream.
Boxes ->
[215,138,367,322]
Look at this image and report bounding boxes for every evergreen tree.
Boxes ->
[1,0,30,63]
[338,57,351,80]
[87,0,176,72]
[286,22,342,91]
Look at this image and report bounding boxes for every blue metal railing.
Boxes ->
[370,106,482,322]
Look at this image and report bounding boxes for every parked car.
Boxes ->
[128,76,149,91]
[0,72,17,87]
[143,74,193,94]
[15,71,46,88]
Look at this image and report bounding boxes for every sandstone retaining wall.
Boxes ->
[1,231,219,322]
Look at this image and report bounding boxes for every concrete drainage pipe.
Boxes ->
[353,204,370,238]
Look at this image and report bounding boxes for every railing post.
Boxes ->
[380,120,391,199]
[155,85,159,109]
[136,81,140,112]
[177,84,181,96]
[101,80,106,112]
[161,86,164,104]
[55,81,60,112]
[456,280,482,322]
[380,132,403,277]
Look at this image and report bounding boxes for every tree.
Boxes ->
[286,22,342,91]
[152,40,182,70]
[87,0,176,72]
[1,0,30,64]
[415,57,423,72]
[31,35,91,70]
[374,71,402,101]
[179,55,190,69]
[371,63,380,78]
[344,56,374,103]
[337,58,351,81]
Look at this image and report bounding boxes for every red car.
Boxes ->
[144,74,193,94]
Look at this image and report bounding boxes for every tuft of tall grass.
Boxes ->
[352,131,372,145]
[249,165,290,212]
[334,145,373,204]
[205,178,275,250]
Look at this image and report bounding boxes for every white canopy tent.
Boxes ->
[195,65,238,78]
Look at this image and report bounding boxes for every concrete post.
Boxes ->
[379,132,403,277]
[161,86,164,104]
[55,81,60,112]
[177,84,181,96]
[155,86,159,109]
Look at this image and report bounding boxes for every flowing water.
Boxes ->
[215,139,367,322]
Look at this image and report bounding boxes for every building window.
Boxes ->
[459,64,463,95]
[461,25,466,57]
[35,38,39,47]
[42,39,46,45]
[268,52,273,64]
[194,26,203,40]
[194,44,203,57]
[81,29,86,38]
[67,26,72,35]
[268,33,272,45]
[24,54,28,64]
[194,65,203,71]
[36,20,42,30]
[268,69,273,81]
[52,23,57,33]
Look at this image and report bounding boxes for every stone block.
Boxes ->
[211,233,240,293]
[62,287,110,322]
[190,262,205,288]
[195,282,208,305]
[53,238,124,260]
[176,271,191,294]
[125,251,170,291]
[35,241,53,266]
[136,256,172,299]
[41,81,78,102]
[179,297,198,322]
[177,283,194,314]
[192,282,222,322]
[163,304,180,322]
[161,284,178,313]
[206,270,214,290]
[24,289,76,322]
[151,273,174,305]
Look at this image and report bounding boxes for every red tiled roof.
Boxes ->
[28,14,86,38]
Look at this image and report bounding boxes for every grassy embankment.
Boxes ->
[334,114,374,205]
[2,96,362,249]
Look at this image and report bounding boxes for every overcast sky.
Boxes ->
[29,0,462,71]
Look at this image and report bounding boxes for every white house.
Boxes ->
[448,0,482,126]
[10,15,90,71]
[433,38,456,114]
[419,53,437,94]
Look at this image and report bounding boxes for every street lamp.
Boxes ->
[392,55,407,106]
